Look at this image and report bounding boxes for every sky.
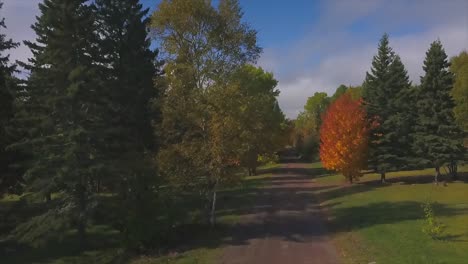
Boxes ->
[2,0,468,118]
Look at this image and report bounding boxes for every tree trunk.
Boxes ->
[209,189,217,226]
[252,167,257,176]
[45,192,51,202]
[96,178,101,193]
[447,161,458,180]
[380,172,386,184]
[434,166,440,185]
[78,219,86,249]
[77,183,87,249]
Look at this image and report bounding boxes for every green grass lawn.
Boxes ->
[314,164,468,264]
[0,169,271,264]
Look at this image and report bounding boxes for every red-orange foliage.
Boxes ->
[319,93,369,183]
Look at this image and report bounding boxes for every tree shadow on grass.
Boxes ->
[437,234,468,242]
[326,201,468,244]
[125,165,468,260]
[0,226,125,264]
[256,165,331,181]
[161,199,468,257]
[218,185,335,218]
[172,166,468,253]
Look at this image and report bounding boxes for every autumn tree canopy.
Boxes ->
[320,93,369,183]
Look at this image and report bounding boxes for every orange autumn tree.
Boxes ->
[320,93,369,183]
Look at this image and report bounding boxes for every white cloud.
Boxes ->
[260,0,468,118]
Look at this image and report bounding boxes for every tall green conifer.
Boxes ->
[94,0,163,249]
[413,41,464,182]
[11,0,101,247]
[0,1,20,195]
[362,34,413,182]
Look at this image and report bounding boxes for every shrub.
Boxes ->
[421,201,445,239]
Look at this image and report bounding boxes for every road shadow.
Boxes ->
[159,164,468,257]
[258,165,331,179]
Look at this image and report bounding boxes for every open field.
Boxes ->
[313,163,468,264]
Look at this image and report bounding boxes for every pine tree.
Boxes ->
[362,34,412,183]
[0,1,20,195]
[11,0,102,248]
[94,0,162,249]
[413,40,465,183]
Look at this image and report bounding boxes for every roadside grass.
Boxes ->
[0,169,270,264]
[128,172,272,264]
[132,248,220,264]
[314,162,468,185]
[313,163,468,264]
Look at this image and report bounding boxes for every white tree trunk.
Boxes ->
[210,190,217,226]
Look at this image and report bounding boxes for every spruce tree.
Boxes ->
[413,40,464,183]
[0,1,20,195]
[94,0,162,249]
[11,0,102,248]
[362,34,412,183]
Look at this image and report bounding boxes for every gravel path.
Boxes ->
[220,163,340,264]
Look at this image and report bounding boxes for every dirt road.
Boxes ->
[220,163,340,264]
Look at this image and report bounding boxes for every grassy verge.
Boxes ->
[0,171,269,264]
[128,173,271,264]
[314,164,468,264]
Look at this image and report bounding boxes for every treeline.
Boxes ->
[311,34,466,183]
[0,0,286,251]
[291,85,362,159]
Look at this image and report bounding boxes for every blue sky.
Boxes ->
[3,0,468,117]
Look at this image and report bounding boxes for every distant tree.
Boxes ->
[331,84,348,102]
[362,34,413,183]
[413,41,465,183]
[346,86,362,99]
[320,94,369,183]
[304,92,330,130]
[231,65,284,176]
[450,51,468,139]
[294,112,319,159]
[331,85,362,102]
[0,1,20,196]
[294,92,330,159]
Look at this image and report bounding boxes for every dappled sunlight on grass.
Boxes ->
[314,166,468,264]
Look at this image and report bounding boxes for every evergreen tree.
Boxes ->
[362,34,412,183]
[94,0,162,249]
[11,0,102,248]
[0,1,20,195]
[413,40,464,182]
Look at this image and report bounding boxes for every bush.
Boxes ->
[421,201,445,239]
[257,153,279,166]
